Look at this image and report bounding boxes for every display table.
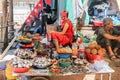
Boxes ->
[13,62,114,80]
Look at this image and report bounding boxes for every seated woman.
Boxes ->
[47,10,74,50]
[95,18,120,60]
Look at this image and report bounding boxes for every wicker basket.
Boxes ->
[31,77,48,80]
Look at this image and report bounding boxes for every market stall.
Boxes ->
[5,32,114,80]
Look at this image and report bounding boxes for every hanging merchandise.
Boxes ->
[57,0,66,23]
[65,0,74,23]
[72,0,83,24]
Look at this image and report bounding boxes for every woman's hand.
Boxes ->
[116,36,120,42]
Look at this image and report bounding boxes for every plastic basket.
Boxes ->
[86,53,103,63]
[59,61,71,68]
[93,20,103,27]
[13,67,30,73]
[58,53,71,59]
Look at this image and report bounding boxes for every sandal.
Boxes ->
[114,53,120,58]
[109,55,116,60]
[116,55,120,58]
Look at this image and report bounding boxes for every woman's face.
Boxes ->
[109,21,113,28]
[60,15,65,20]
[107,21,113,29]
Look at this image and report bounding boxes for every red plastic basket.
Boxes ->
[93,20,103,27]
[21,42,34,48]
[86,53,103,63]
[13,67,30,73]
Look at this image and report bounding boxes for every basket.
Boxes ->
[93,20,103,27]
[32,37,42,41]
[13,67,30,73]
[59,61,71,68]
[58,53,71,59]
[5,62,17,80]
[86,53,103,63]
[6,72,17,80]
[31,77,48,80]
[59,58,71,68]
[19,40,32,44]
[20,42,34,48]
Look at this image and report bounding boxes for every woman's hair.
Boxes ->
[103,18,113,26]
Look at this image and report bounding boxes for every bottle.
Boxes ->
[72,43,78,58]
[52,48,58,59]
[79,43,85,59]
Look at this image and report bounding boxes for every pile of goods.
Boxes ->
[57,47,72,59]
[32,33,42,41]
[57,47,72,53]
[15,49,35,59]
[9,31,107,75]
[18,33,42,50]
[85,43,106,63]
[60,65,90,74]
[74,58,88,67]
[18,36,34,50]
[76,32,97,44]
[59,58,72,68]
[32,57,51,69]
[19,36,32,44]
[11,57,32,73]
[50,59,60,73]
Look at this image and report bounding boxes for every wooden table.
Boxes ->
[13,65,114,80]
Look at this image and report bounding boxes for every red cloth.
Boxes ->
[51,18,74,46]
[60,11,68,17]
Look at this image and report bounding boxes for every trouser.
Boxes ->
[97,38,120,49]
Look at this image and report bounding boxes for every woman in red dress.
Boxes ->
[47,10,74,50]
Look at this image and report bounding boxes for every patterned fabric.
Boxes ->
[96,27,120,48]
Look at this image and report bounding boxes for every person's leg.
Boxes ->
[113,48,118,54]
[106,40,117,59]
[107,46,116,59]
[97,38,116,59]
[112,40,120,57]
[53,39,59,50]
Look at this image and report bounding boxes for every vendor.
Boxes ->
[95,18,120,60]
[47,10,74,50]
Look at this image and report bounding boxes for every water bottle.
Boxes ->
[52,49,58,59]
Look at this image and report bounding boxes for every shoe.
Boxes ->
[114,52,120,58]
